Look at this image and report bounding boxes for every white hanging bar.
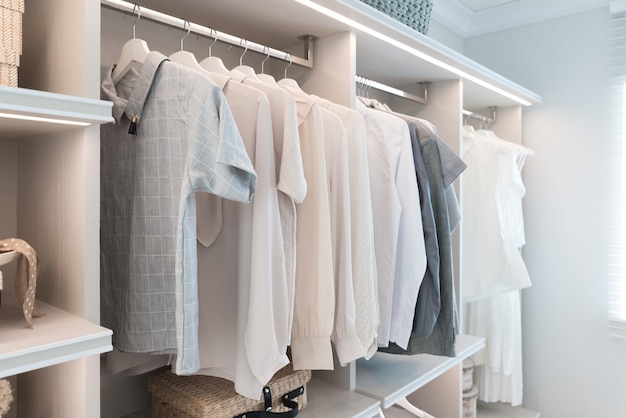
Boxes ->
[356,75,428,105]
[101,0,314,69]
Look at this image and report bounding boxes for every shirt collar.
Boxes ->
[101,51,169,127]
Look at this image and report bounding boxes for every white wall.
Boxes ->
[465,8,626,418]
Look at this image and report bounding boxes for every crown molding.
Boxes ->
[431,0,611,38]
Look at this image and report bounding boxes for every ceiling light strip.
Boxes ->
[294,0,534,106]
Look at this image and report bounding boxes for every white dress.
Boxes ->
[462,126,533,406]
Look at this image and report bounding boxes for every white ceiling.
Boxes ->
[432,0,611,37]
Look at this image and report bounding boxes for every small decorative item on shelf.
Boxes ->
[359,0,433,35]
[0,0,24,87]
[149,363,311,418]
[0,238,45,328]
[0,379,13,417]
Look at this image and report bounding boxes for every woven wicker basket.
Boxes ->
[0,0,24,87]
[149,364,311,418]
[359,0,433,35]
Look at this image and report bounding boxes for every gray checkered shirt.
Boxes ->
[100,52,257,374]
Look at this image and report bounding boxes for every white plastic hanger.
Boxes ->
[169,21,207,74]
[111,5,150,84]
[230,39,259,80]
[278,53,305,93]
[257,46,278,86]
[200,29,230,74]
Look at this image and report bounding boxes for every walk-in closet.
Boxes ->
[2,0,621,417]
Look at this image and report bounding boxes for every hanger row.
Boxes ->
[463,107,497,127]
[101,0,314,70]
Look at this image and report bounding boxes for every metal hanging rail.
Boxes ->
[101,0,314,69]
[356,75,428,105]
[462,107,497,126]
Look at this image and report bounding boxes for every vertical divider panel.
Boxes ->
[300,31,356,108]
[299,30,358,392]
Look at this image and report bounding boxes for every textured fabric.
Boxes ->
[317,98,379,360]
[356,101,427,350]
[380,119,465,357]
[0,238,44,328]
[238,74,307,345]
[100,52,257,375]
[193,72,289,399]
[278,80,334,370]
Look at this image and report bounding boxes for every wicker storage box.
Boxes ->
[359,0,433,35]
[149,364,311,418]
[0,0,24,87]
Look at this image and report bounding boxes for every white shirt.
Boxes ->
[357,101,427,350]
[317,98,379,360]
[319,106,366,366]
[194,73,289,399]
[236,72,307,347]
[279,80,335,370]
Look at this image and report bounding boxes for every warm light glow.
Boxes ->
[0,112,91,126]
[293,0,533,106]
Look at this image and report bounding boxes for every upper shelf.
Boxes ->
[355,334,485,409]
[0,86,114,141]
[123,0,541,108]
[0,296,112,378]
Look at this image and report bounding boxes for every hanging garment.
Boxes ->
[462,126,532,300]
[319,106,365,366]
[316,97,380,360]
[380,119,466,358]
[192,72,289,399]
[278,81,335,371]
[236,74,307,346]
[356,101,427,350]
[462,126,532,405]
[406,123,440,339]
[100,52,257,375]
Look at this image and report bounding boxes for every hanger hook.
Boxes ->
[127,4,142,39]
[284,53,293,78]
[180,20,191,51]
[208,29,218,57]
[239,39,249,66]
[261,46,271,74]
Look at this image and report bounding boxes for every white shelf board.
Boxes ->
[0,86,113,140]
[355,334,485,409]
[477,401,541,418]
[0,296,112,378]
[300,378,381,418]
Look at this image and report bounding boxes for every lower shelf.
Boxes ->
[300,378,380,418]
[355,334,485,409]
[0,296,112,378]
[477,401,541,418]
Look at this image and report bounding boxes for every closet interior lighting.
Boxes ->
[0,112,91,126]
[293,0,533,106]
[101,0,314,69]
